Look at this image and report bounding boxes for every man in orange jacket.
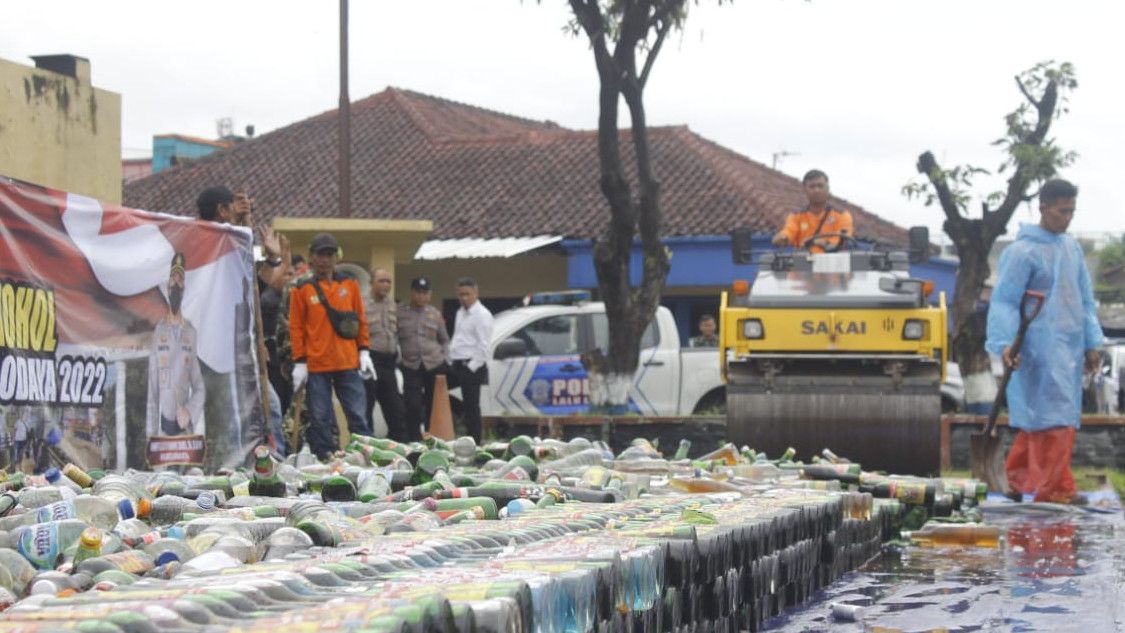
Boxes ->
[289,233,375,460]
[771,170,854,253]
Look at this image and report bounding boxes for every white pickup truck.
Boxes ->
[453,297,726,418]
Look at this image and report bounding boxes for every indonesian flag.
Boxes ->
[0,177,253,373]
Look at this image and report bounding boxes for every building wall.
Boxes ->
[395,252,568,323]
[0,57,121,202]
[152,135,228,173]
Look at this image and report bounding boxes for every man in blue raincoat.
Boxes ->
[986,179,1104,504]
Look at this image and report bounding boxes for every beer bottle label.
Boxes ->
[893,482,927,505]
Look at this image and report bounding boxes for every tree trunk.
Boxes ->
[946,221,997,413]
[570,0,674,412]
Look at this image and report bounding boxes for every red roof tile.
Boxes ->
[124,88,908,245]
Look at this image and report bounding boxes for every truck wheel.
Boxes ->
[692,389,727,415]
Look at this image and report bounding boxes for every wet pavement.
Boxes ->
[762,490,1125,632]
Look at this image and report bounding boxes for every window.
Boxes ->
[510,315,580,356]
[590,314,659,353]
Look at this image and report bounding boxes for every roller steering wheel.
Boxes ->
[802,232,852,253]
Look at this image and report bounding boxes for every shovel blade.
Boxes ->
[970,431,1008,493]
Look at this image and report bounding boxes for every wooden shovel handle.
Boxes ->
[983,290,1046,437]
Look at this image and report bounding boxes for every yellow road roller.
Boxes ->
[720,229,946,475]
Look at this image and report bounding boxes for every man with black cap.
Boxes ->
[397,277,449,441]
[146,252,206,438]
[288,233,375,459]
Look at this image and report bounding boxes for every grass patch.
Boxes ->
[943,467,1125,498]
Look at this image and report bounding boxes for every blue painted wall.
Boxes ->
[152,136,226,173]
[561,236,960,342]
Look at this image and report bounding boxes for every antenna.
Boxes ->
[216,117,233,139]
[772,150,799,171]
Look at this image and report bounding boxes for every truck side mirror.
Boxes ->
[493,337,528,360]
[731,228,754,265]
[908,226,930,264]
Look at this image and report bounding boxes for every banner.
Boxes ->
[0,176,265,472]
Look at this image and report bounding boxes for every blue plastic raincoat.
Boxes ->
[985,224,1104,430]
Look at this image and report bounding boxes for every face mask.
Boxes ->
[168,284,184,314]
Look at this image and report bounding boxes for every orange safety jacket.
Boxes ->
[289,273,369,374]
[779,205,854,253]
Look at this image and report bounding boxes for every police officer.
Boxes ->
[397,277,449,441]
[146,252,206,438]
[364,268,409,441]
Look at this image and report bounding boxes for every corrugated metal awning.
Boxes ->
[413,235,563,260]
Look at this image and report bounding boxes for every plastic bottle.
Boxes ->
[0,547,37,596]
[62,463,95,489]
[0,491,18,517]
[14,519,91,570]
[357,468,393,502]
[72,527,103,566]
[93,475,153,515]
[16,486,67,509]
[262,526,315,560]
[1,495,137,532]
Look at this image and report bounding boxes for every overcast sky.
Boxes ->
[3,0,1120,241]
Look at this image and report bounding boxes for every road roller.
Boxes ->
[720,228,946,475]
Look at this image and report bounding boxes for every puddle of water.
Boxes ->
[760,503,1125,632]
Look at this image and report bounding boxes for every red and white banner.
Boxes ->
[0,176,265,471]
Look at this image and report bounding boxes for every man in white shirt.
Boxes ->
[449,277,493,442]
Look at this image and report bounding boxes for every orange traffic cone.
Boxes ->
[427,373,455,441]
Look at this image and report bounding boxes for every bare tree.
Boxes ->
[904,61,1077,412]
[565,0,715,411]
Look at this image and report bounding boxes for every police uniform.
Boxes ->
[364,292,408,441]
[146,316,206,437]
[397,277,449,440]
[688,335,719,348]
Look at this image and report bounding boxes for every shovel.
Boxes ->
[970,290,1045,492]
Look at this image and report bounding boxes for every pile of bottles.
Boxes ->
[0,436,989,632]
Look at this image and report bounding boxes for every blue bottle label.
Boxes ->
[36,500,77,523]
[18,522,61,570]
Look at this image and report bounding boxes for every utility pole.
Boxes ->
[338,0,352,217]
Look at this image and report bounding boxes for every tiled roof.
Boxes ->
[124,87,908,244]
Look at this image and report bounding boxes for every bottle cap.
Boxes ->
[154,551,180,566]
[135,497,152,518]
[79,527,103,548]
[117,499,135,520]
[44,468,61,483]
[196,491,217,511]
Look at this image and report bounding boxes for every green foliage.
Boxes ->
[902,61,1078,216]
[1094,235,1125,303]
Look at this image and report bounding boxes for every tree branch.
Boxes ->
[989,79,1059,231]
[916,151,963,226]
[639,16,673,88]
[1016,76,1039,108]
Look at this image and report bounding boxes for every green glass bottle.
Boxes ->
[321,475,357,502]
[506,435,534,458]
[248,445,287,497]
[673,439,691,460]
[413,450,451,486]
